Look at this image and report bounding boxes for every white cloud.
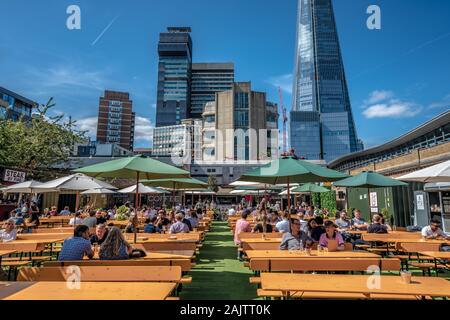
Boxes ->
[75,117,98,138]
[361,90,422,119]
[134,116,154,143]
[428,94,450,109]
[266,74,293,95]
[364,90,394,105]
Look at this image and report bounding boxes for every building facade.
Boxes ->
[155,27,193,127]
[190,63,234,119]
[201,82,279,162]
[0,87,37,121]
[96,90,135,151]
[290,0,362,163]
[152,118,202,162]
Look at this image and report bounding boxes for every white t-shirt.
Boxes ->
[421,226,448,238]
[69,217,83,226]
[228,208,236,216]
[0,229,17,242]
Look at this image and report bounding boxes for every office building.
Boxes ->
[201,82,279,162]
[0,87,37,121]
[290,0,362,163]
[96,90,135,151]
[155,27,193,127]
[190,63,234,119]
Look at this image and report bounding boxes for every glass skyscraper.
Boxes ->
[290,0,363,163]
[156,27,192,127]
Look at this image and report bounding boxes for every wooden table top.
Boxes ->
[260,273,450,298]
[0,239,63,252]
[0,250,16,257]
[17,233,72,241]
[0,281,176,300]
[246,250,380,259]
[241,239,282,244]
[364,237,449,244]
[419,251,450,259]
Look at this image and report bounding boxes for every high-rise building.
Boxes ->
[96,90,135,151]
[0,87,37,121]
[190,63,234,119]
[201,82,279,162]
[156,27,193,127]
[290,0,363,163]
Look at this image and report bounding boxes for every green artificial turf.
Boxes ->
[180,222,257,300]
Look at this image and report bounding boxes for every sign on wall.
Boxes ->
[416,194,425,211]
[3,169,26,183]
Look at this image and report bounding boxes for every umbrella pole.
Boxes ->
[134,172,140,244]
[75,191,80,212]
[191,191,194,209]
[287,178,291,216]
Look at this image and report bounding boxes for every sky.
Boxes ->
[1,0,450,149]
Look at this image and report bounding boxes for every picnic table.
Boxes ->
[259,273,450,299]
[419,251,450,274]
[0,238,64,252]
[0,281,176,300]
[0,250,16,267]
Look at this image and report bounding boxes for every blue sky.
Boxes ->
[1,0,450,148]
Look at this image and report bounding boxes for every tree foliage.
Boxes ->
[0,98,86,178]
[207,174,219,193]
[320,190,337,212]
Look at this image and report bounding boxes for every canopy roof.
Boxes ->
[81,188,117,195]
[142,178,208,190]
[397,160,450,183]
[37,173,117,192]
[118,183,169,194]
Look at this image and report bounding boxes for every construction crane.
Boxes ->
[278,87,288,154]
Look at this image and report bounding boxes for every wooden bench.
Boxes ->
[400,243,445,276]
[17,266,192,285]
[139,242,198,251]
[256,289,422,300]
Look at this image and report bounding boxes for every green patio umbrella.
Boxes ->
[142,178,208,207]
[74,156,190,242]
[333,171,408,216]
[238,156,348,209]
[291,183,330,194]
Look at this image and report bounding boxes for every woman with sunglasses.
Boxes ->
[0,219,18,242]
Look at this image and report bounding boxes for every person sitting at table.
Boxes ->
[297,212,309,233]
[180,211,193,231]
[99,227,133,260]
[60,206,71,216]
[422,219,450,240]
[187,210,199,229]
[69,211,83,226]
[234,210,252,243]
[310,216,326,242]
[82,210,97,228]
[27,209,40,228]
[367,214,388,234]
[42,208,50,217]
[336,211,351,231]
[49,206,58,216]
[275,210,290,233]
[279,218,313,250]
[155,210,171,231]
[378,213,392,231]
[13,212,25,227]
[144,216,162,234]
[169,213,190,234]
[319,221,345,251]
[59,225,94,261]
[253,214,273,233]
[90,224,109,245]
[95,210,107,225]
[0,219,18,242]
[352,209,369,231]
[305,206,314,218]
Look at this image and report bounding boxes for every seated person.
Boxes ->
[234,210,252,246]
[69,212,83,226]
[95,211,107,225]
[0,219,18,242]
[319,221,345,251]
[42,208,50,217]
[59,225,94,261]
[368,214,388,234]
[13,212,25,226]
[155,210,171,230]
[253,215,273,233]
[60,206,71,216]
[90,224,109,245]
[279,218,313,250]
[99,227,133,260]
[186,210,199,229]
[144,217,162,234]
[169,213,190,234]
[275,210,290,233]
[336,211,351,231]
[82,210,97,228]
[310,216,326,242]
[180,212,193,231]
[297,213,309,233]
[352,209,369,231]
[49,206,58,216]
[125,213,138,234]
[422,219,450,240]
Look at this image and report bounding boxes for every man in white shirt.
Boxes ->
[422,219,450,240]
[0,219,17,242]
[228,207,236,216]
